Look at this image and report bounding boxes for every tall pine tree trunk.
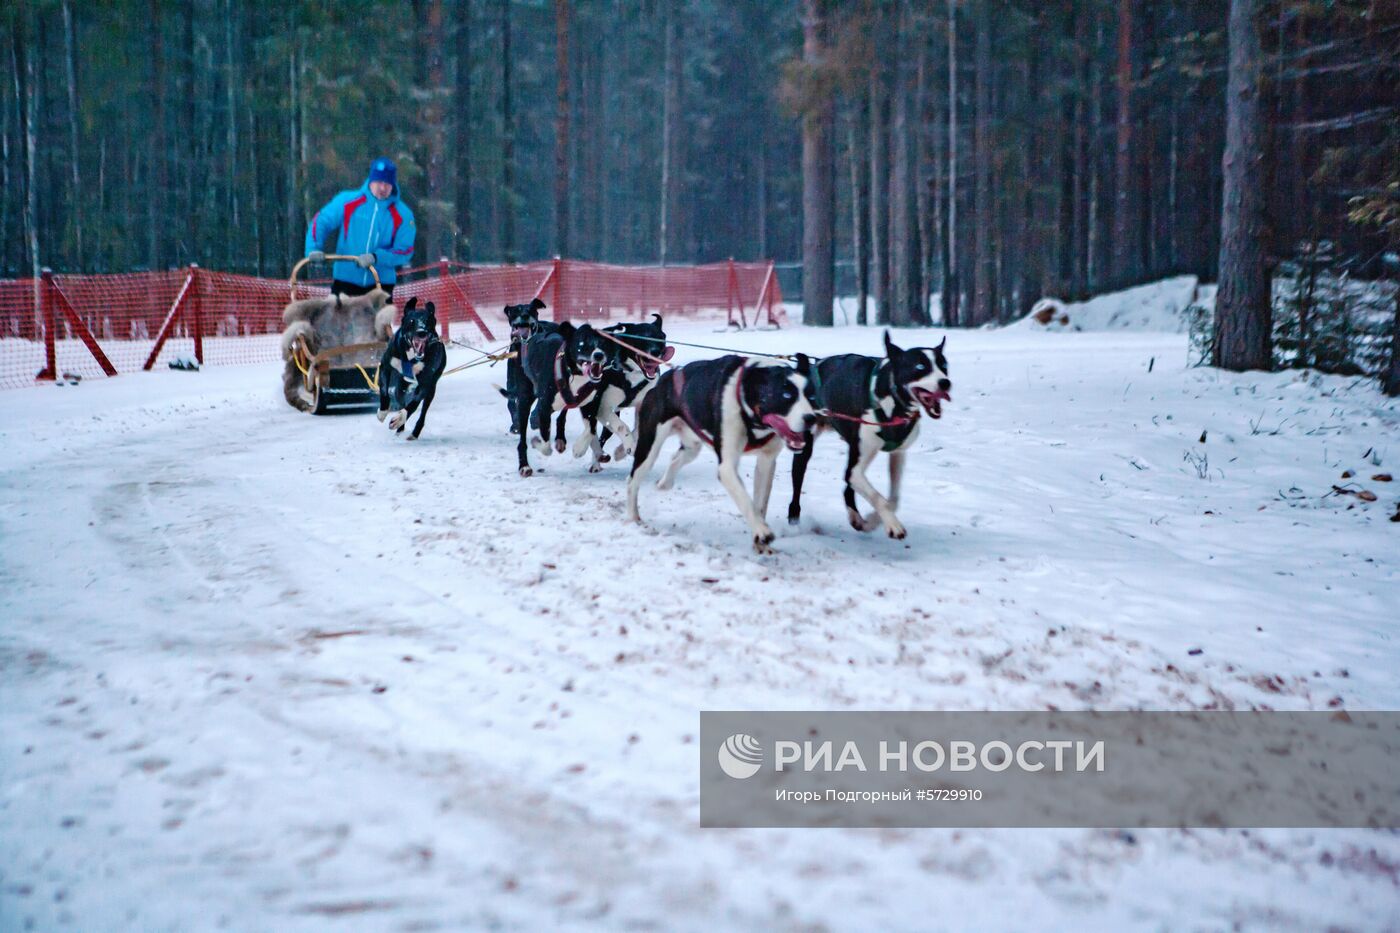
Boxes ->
[1213,0,1272,372]
[800,0,834,326]
[225,0,239,271]
[554,0,569,258]
[1112,0,1134,289]
[849,99,869,326]
[1088,16,1103,293]
[62,2,83,268]
[943,0,958,326]
[659,0,682,265]
[889,12,921,327]
[500,0,516,262]
[869,36,890,325]
[148,0,166,270]
[454,0,472,261]
[1069,4,1088,298]
[971,0,993,325]
[287,9,300,273]
[423,0,447,263]
[15,16,40,285]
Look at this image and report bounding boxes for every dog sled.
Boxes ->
[280,255,396,414]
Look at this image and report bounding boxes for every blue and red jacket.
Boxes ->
[304,174,416,287]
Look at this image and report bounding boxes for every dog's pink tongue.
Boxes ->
[762,414,805,449]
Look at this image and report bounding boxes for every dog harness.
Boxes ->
[553,348,600,409]
[672,363,772,453]
[816,362,919,451]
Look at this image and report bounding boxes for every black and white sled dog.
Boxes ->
[502,297,552,433]
[570,314,674,472]
[787,332,950,538]
[511,320,616,476]
[377,297,448,440]
[627,354,817,554]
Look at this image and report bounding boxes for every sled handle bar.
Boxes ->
[289,254,382,302]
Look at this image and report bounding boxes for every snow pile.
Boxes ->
[1,319,1399,930]
[1017,275,1210,333]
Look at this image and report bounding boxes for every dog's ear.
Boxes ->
[883,329,901,358]
[425,301,438,328]
[531,297,547,312]
[556,320,576,342]
[936,336,947,352]
[652,313,663,327]
[793,352,813,378]
[404,296,418,313]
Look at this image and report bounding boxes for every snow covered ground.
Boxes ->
[2,301,1399,930]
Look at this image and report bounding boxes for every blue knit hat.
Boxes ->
[368,158,397,189]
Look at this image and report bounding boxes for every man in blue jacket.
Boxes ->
[304,158,416,297]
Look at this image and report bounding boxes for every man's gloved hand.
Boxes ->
[355,253,375,269]
[307,250,326,263]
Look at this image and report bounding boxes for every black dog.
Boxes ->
[627,354,817,554]
[787,332,950,538]
[512,320,616,476]
[571,314,673,471]
[377,297,448,440]
[502,298,552,433]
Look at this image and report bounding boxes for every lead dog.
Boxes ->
[512,320,616,476]
[571,314,673,471]
[787,332,950,538]
[377,297,447,440]
[502,298,551,433]
[627,354,817,554]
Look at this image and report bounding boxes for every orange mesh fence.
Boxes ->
[0,259,781,390]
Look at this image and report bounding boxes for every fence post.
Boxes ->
[189,264,204,365]
[438,257,451,341]
[49,276,117,376]
[766,260,779,328]
[37,268,57,381]
[144,266,197,370]
[727,258,736,328]
[553,256,563,319]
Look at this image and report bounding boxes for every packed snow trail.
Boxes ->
[2,319,1398,930]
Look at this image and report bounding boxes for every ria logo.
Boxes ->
[718,733,764,779]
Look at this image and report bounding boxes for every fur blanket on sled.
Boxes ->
[280,288,397,411]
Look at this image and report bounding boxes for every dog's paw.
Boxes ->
[406,433,419,442]
[787,507,801,526]
[529,434,549,454]
[388,411,408,431]
[885,517,907,540]
[848,508,875,533]
[376,409,388,423]
[554,436,568,454]
[655,475,674,491]
[599,453,612,464]
[752,530,776,555]
[588,462,604,474]
[571,434,592,458]
[519,465,534,478]
[612,444,629,461]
